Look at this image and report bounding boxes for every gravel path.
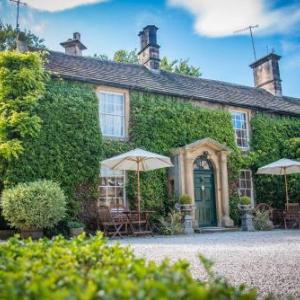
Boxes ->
[115,230,300,299]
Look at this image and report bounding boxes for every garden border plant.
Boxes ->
[0,233,258,299]
[1,180,66,238]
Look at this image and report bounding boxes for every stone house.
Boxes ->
[45,26,300,228]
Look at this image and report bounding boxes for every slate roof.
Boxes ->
[46,51,300,116]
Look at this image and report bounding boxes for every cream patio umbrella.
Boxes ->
[257,158,300,205]
[101,148,173,213]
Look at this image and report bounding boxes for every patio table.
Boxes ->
[123,210,154,236]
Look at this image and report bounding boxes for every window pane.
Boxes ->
[100,93,124,115]
[238,169,253,201]
[99,167,126,208]
[100,115,124,137]
[231,112,249,149]
[98,92,125,138]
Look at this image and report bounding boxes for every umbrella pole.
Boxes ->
[137,159,141,231]
[284,167,289,207]
[137,159,140,213]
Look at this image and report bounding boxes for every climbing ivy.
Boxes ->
[250,114,300,208]
[4,79,103,215]
[126,91,241,215]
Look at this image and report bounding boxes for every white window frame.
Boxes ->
[99,166,127,207]
[98,91,126,139]
[238,169,254,205]
[231,111,250,150]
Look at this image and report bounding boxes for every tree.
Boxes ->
[0,51,47,162]
[113,49,139,64]
[0,24,45,51]
[94,49,201,77]
[160,57,201,77]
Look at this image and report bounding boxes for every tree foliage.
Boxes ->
[113,49,139,64]
[0,51,47,162]
[94,49,201,77]
[0,24,45,51]
[160,57,201,77]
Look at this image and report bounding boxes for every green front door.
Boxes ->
[194,169,217,227]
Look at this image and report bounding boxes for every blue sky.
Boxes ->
[1,0,300,97]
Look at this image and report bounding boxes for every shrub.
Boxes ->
[158,210,183,235]
[67,220,84,228]
[1,180,66,230]
[253,211,273,231]
[229,194,241,226]
[180,194,192,205]
[239,196,251,206]
[0,234,257,299]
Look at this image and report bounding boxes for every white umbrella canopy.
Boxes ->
[101,148,173,213]
[257,158,300,175]
[257,158,300,205]
[101,148,173,171]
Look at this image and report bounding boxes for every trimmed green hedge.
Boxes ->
[250,114,300,207]
[1,180,66,230]
[0,234,257,299]
[3,79,102,214]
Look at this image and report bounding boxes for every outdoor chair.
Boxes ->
[254,203,273,219]
[283,203,300,229]
[97,205,129,238]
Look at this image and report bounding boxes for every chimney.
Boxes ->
[60,32,87,56]
[250,53,282,96]
[138,25,160,71]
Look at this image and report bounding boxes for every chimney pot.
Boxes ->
[250,53,282,96]
[60,32,87,56]
[138,25,160,71]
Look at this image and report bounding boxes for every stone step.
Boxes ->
[194,227,239,234]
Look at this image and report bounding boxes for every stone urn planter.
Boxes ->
[179,194,194,234]
[20,228,43,239]
[238,196,254,231]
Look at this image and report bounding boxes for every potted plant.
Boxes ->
[1,180,66,239]
[179,194,194,234]
[238,196,254,231]
[179,194,193,212]
[68,220,85,237]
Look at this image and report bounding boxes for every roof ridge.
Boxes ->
[49,50,300,101]
[48,50,143,69]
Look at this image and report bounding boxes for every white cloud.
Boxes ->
[168,0,300,37]
[25,0,108,12]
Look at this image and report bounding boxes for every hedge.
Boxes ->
[0,233,257,300]
[1,180,66,230]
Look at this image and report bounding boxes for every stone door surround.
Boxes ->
[171,138,234,227]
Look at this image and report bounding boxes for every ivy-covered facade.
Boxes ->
[4,26,300,229]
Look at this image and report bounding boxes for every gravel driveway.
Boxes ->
[116,230,300,299]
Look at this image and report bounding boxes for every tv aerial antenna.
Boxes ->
[234,25,259,61]
[10,0,27,33]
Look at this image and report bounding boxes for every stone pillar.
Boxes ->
[220,151,234,227]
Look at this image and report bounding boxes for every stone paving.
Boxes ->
[116,230,300,299]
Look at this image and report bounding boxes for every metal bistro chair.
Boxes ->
[97,205,129,238]
[283,203,300,229]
